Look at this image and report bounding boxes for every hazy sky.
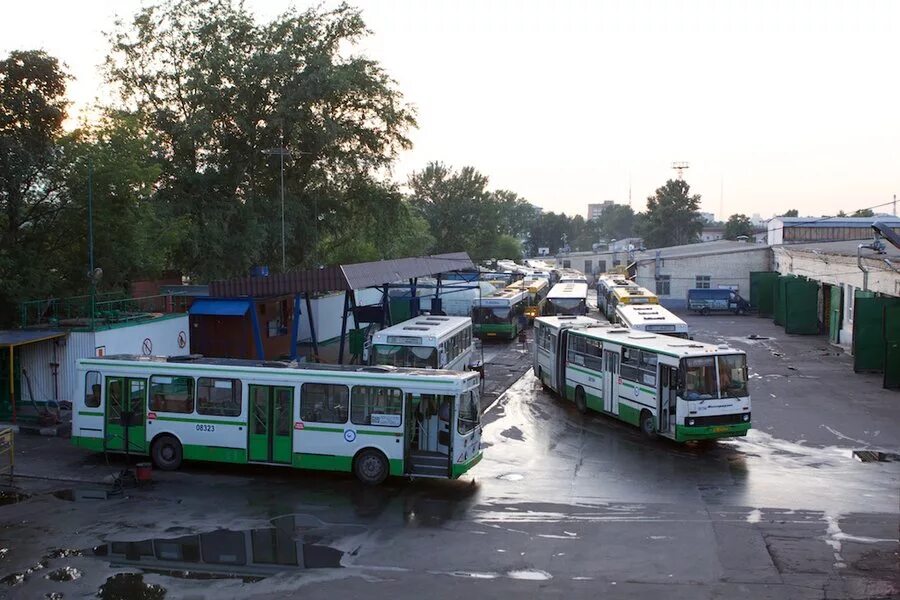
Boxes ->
[3,0,899,220]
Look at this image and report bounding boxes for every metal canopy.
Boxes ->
[0,330,67,348]
[208,253,474,297]
[188,299,252,316]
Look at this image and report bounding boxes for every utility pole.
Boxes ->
[263,133,292,272]
[87,159,95,331]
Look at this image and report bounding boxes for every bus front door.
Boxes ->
[658,365,676,433]
[603,351,619,415]
[105,377,147,454]
[249,385,293,464]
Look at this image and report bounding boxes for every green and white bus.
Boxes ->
[472,288,529,340]
[73,355,483,484]
[543,282,589,316]
[534,316,751,442]
[371,316,475,371]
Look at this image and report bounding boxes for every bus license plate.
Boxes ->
[713,426,729,433]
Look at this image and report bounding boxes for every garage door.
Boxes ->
[784,278,819,335]
[853,294,900,373]
[750,271,779,318]
[884,305,900,389]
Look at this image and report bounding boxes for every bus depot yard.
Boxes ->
[0,309,897,599]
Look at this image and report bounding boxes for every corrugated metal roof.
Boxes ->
[208,253,474,298]
[0,330,67,347]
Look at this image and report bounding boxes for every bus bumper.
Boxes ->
[674,422,751,442]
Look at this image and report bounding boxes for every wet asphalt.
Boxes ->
[0,312,897,599]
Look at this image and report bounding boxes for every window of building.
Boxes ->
[84,371,102,408]
[696,275,711,289]
[197,378,242,417]
[351,386,402,426]
[656,275,671,296]
[598,260,607,272]
[300,383,349,423]
[584,260,593,275]
[150,375,194,413]
[563,260,571,268]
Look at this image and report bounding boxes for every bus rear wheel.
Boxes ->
[700,307,710,316]
[574,387,587,414]
[151,435,183,471]
[639,410,655,438]
[354,449,389,485]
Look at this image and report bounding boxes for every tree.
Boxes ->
[525,211,571,256]
[724,214,754,240]
[781,209,798,217]
[851,208,874,218]
[105,0,416,277]
[492,234,523,260]
[636,179,704,248]
[0,50,69,324]
[596,204,635,241]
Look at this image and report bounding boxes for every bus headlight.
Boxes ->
[687,419,695,426]
[742,414,749,422]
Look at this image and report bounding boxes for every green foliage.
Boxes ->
[781,209,799,217]
[493,235,523,260]
[0,50,70,324]
[724,214,754,240]
[408,162,531,261]
[596,204,635,241]
[637,179,704,248]
[851,208,874,217]
[105,0,416,277]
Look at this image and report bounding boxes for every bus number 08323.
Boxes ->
[196,424,215,432]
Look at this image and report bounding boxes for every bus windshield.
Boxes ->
[550,299,585,311]
[718,354,748,397]
[473,306,512,324]
[681,357,717,400]
[373,345,437,369]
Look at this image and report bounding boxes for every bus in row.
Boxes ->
[471,287,529,340]
[557,271,587,285]
[543,282,589,316]
[73,355,483,485]
[596,274,635,319]
[614,304,689,338]
[533,316,750,442]
[505,277,550,321]
[371,316,475,371]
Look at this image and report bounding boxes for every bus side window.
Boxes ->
[85,371,102,408]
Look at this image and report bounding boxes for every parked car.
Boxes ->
[687,288,751,315]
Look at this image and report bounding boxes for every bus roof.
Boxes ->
[597,275,634,288]
[534,315,604,331]
[575,327,741,358]
[611,285,657,300]
[372,315,471,341]
[473,288,528,306]
[79,354,479,383]
[547,282,589,299]
[521,277,549,293]
[615,304,687,328]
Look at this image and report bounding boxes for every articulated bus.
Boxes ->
[596,275,637,319]
[544,282,589,316]
[506,277,550,321]
[372,316,475,371]
[615,304,689,338]
[73,355,482,484]
[471,288,529,340]
[534,316,751,442]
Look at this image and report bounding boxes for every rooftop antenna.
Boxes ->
[720,176,724,222]
[628,174,632,207]
[672,161,690,180]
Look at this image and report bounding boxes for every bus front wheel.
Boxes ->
[639,410,655,438]
[151,435,183,471]
[574,387,587,414]
[354,449,389,485]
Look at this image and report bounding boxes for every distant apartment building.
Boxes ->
[587,201,614,220]
[699,212,716,224]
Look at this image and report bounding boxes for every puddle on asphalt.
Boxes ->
[0,490,29,505]
[98,573,166,600]
[53,488,122,502]
[507,569,552,580]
